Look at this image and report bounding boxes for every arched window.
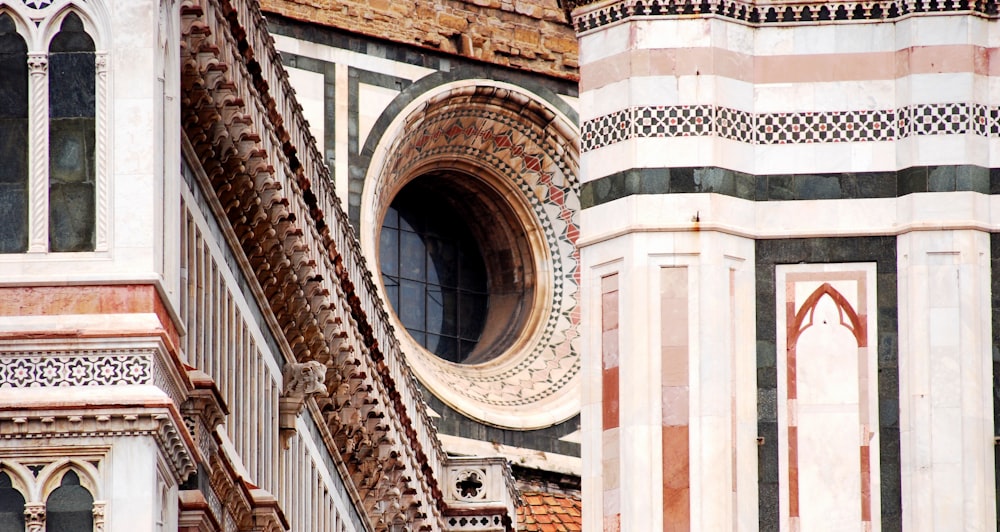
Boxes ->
[0,13,29,253]
[0,472,26,530]
[46,470,93,531]
[48,12,95,252]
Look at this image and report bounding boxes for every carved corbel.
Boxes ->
[279,361,327,448]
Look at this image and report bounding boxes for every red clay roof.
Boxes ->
[517,492,582,532]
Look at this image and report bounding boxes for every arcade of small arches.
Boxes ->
[0,460,105,531]
[0,3,108,255]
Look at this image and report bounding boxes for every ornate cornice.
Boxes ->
[0,409,197,483]
[178,0,455,528]
[570,0,1000,32]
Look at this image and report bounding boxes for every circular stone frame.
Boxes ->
[379,167,548,366]
[361,80,580,429]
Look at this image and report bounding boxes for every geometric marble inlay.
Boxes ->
[582,102,994,152]
[22,0,53,8]
[0,353,153,388]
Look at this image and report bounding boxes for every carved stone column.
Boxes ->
[94,51,109,251]
[93,500,107,532]
[24,502,45,532]
[26,52,47,253]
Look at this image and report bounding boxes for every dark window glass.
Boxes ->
[379,185,489,364]
[0,13,28,253]
[0,472,25,530]
[48,12,95,252]
[46,470,93,532]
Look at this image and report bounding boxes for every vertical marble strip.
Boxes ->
[27,53,47,253]
[95,52,108,251]
[661,266,689,531]
[601,273,620,531]
[729,267,738,532]
[785,283,800,525]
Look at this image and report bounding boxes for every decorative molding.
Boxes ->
[570,0,1000,32]
[154,413,198,483]
[366,95,582,424]
[181,368,228,463]
[21,0,53,8]
[581,103,997,152]
[0,411,196,485]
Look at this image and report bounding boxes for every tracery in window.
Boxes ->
[0,13,29,253]
[48,12,96,252]
[46,470,93,532]
[380,183,489,363]
[0,471,26,530]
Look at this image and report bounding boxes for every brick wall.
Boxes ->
[260,0,579,81]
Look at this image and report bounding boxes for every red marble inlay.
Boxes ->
[602,366,619,430]
[0,284,181,355]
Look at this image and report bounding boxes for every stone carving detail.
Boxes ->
[0,353,153,388]
[23,502,45,532]
[26,53,47,74]
[92,501,106,532]
[454,469,486,501]
[282,360,327,398]
[278,361,328,447]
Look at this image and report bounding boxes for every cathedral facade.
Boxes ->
[0,0,999,530]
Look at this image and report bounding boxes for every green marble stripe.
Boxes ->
[581,166,995,208]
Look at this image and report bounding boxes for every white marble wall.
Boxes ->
[580,228,757,531]
[898,229,996,531]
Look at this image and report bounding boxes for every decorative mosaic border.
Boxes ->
[380,107,582,408]
[0,352,154,388]
[581,103,999,152]
[569,0,1000,32]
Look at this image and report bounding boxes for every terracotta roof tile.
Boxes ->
[517,492,582,532]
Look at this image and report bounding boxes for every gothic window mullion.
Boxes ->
[94,50,107,251]
[27,52,48,252]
